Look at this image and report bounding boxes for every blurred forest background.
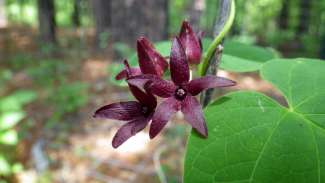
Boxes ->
[0,0,324,182]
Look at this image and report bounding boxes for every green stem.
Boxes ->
[200,0,236,76]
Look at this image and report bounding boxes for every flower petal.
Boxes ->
[127,74,160,91]
[115,67,142,80]
[181,96,207,137]
[128,84,157,110]
[179,21,202,64]
[112,117,150,148]
[170,37,190,85]
[146,78,176,98]
[93,101,142,121]
[188,75,236,96]
[149,97,180,139]
[138,37,169,73]
[137,37,168,76]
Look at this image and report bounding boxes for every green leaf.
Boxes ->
[0,155,11,175]
[0,130,18,145]
[0,112,25,130]
[0,90,36,112]
[219,41,277,72]
[11,163,23,173]
[184,58,325,182]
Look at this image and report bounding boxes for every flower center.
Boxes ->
[175,88,187,100]
[141,106,149,115]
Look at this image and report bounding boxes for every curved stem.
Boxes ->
[200,0,236,76]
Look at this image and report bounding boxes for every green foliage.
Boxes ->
[0,70,13,88]
[5,0,38,25]
[220,40,278,72]
[5,0,91,26]
[169,0,187,34]
[7,53,34,71]
[184,58,325,182]
[48,82,89,115]
[26,59,68,86]
[0,90,37,176]
[198,39,278,73]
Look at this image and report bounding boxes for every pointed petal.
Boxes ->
[115,67,142,80]
[188,75,236,96]
[127,74,160,91]
[115,69,127,80]
[181,96,208,137]
[137,40,156,75]
[170,37,190,85]
[149,97,180,139]
[93,101,142,120]
[179,21,202,64]
[112,117,150,148]
[137,37,168,76]
[128,84,157,110]
[138,37,169,72]
[146,78,176,98]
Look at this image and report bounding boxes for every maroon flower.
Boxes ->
[94,61,157,148]
[179,21,202,64]
[115,66,142,80]
[115,37,168,80]
[129,38,235,139]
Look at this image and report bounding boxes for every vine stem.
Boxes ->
[199,0,235,77]
[200,0,235,107]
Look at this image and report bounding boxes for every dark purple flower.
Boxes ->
[115,37,168,80]
[129,38,235,139]
[115,66,142,80]
[179,21,202,64]
[94,61,157,148]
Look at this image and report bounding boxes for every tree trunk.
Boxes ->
[187,0,205,30]
[297,0,311,35]
[277,0,289,30]
[91,0,111,49]
[111,0,169,46]
[37,0,56,44]
[72,0,81,27]
[0,0,7,28]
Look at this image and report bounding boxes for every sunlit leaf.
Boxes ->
[0,90,36,112]
[0,130,18,145]
[184,59,325,182]
[0,112,25,130]
[0,155,11,175]
[12,163,23,173]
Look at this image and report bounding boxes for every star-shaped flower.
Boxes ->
[94,61,157,148]
[129,38,236,139]
[115,37,168,80]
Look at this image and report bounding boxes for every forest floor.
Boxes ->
[0,27,285,183]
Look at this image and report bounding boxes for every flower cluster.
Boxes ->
[94,21,236,148]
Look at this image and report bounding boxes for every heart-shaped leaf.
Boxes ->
[184,58,325,183]
[220,41,278,72]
